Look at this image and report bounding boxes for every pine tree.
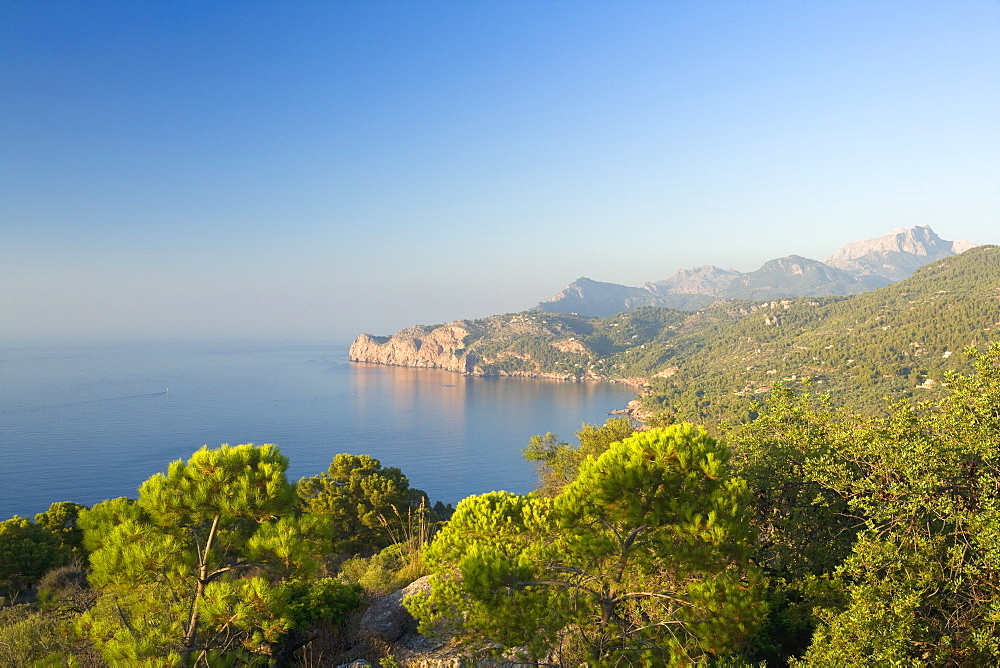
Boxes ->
[77,443,323,665]
[409,425,766,665]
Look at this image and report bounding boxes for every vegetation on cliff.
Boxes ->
[352,245,1000,423]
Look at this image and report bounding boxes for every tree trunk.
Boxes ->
[182,514,221,662]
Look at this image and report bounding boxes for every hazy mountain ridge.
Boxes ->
[538,278,670,318]
[351,245,1000,420]
[646,265,742,296]
[825,225,975,272]
[537,226,976,317]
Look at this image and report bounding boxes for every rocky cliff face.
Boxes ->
[349,324,478,374]
[825,225,978,281]
[349,315,615,382]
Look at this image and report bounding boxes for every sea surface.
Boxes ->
[0,341,636,519]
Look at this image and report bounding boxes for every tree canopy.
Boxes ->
[296,452,421,554]
[77,443,340,665]
[522,416,636,496]
[410,424,766,665]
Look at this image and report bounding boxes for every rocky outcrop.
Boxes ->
[340,575,538,667]
[611,398,655,424]
[349,319,605,382]
[360,576,431,644]
[389,633,466,667]
[349,325,478,374]
[826,225,978,281]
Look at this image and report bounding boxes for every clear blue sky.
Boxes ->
[3,0,998,344]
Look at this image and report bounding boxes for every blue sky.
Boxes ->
[2,0,998,344]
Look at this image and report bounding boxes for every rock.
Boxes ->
[826,225,978,282]
[390,633,542,667]
[336,661,372,668]
[349,319,598,382]
[350,577,550,667]
[360,575,433,644]
[391,633,463,667]
[349,326,478,374]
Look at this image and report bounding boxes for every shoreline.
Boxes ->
[347,358,649,388]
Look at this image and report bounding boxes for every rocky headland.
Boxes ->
[348,314,633,383]
[349,325,479,375]
[348,237,997,426]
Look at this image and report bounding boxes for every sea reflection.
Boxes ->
[347,362,634,503]
[0,345,634,518]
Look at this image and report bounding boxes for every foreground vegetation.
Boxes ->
[0,452,447,665]
[2,343,999,665]
[408,344,1000,665]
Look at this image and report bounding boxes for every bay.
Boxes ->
[0,341,636,519]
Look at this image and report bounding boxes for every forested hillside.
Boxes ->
[637,244,1000,421]
[352,245,1000,423]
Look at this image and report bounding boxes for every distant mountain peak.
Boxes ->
[826,225,942,264]
[825,225,977,282]
[535,226,980,318]
[646,265,741,297]
[537,277,667,318]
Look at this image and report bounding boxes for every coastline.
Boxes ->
[347,358,649,387]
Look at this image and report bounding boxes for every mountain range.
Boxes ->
[351,243,1000,424]
[536,226,977,317]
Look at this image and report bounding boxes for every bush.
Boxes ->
[282,578,364,630]
[339,544,427,597]
[36,563,96,614]
[0,517,72,595]
[0,604,77,665]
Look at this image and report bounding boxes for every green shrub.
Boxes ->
[282,578,364,629]
[0,604,78,665]
[339,544,427,597]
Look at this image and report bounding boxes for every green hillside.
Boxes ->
[638,245,1000,421]
[439,246,999,422]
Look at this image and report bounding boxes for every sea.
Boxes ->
[0,341,636,520]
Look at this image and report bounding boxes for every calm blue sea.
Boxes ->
[0,342,635,519]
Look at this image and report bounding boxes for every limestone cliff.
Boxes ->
[825,225,978,281]
[349,313,615,382]
[349,324,479,374]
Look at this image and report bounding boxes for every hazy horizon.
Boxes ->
[3,1,998,345]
